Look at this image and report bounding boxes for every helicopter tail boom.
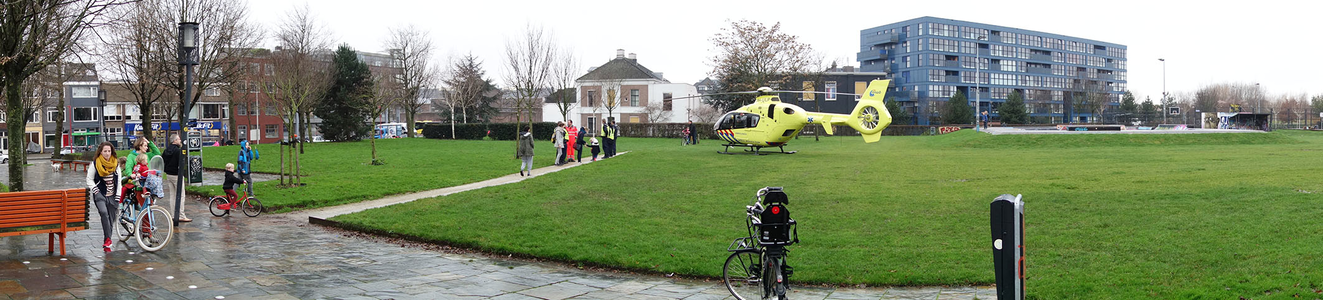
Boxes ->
[806,80,893,143]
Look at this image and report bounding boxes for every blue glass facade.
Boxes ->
[859,17,1127,125]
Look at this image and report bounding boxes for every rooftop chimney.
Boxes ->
[628,53,636,60]
[616,49,625,58]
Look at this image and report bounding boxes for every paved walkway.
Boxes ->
[0,153,993,299]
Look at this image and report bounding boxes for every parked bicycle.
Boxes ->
[115,179,174,252]
[208,183,264,217]
[724,187,799,300]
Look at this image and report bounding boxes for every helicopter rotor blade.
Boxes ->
[767,90,864,96]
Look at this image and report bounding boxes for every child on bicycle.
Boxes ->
[131,154,166,200]
[218,163,246,210]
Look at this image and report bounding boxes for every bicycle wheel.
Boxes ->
[134,206,173,252]
[208,197,230,217]
[769,257,787,300]
[723,250,763,300]
[115,202,134,242]
[241,197,263,217]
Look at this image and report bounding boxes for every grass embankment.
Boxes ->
[194,138,555,212]
[333,130,1323,299]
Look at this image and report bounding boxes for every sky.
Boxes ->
[245,0,1320,102]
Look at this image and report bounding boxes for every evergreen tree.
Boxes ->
[1120,91,1137,115]
[1000,90,1029,124]
[884,95,911,125]
[942,91,974,125]
[1140,96,1156,123]
[315,45,374,142]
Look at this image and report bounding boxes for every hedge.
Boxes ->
[422,122,559,141]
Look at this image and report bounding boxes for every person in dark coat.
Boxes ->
[161,134,190,222]
[517,128,535,176]
[686,121,697,145]
[574,126,587,163]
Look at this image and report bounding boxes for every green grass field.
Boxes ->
[330,130,1323,299]
[194,138,556,212]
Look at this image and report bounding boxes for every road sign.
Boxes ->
[188,156,203,183]
[186,131,202,151]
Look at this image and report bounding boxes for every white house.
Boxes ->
[542,49,701,133]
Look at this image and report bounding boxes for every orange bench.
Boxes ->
[0,188,89,256]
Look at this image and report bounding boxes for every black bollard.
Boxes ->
[990,194,1024,300]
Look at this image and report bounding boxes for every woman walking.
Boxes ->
[553,122,566,166]
[517,127,535,176]
[86,142,121,252]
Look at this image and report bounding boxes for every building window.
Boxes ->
[237,125,247,139]
[236,103,247,115]
[629,116,640,123]
[203,104,223,119]
[629,89,639,106]
[802,81,815,101]
[265,125,277,138]
[248,102,259,115]
[264,64,274,76]
[662,93,672,111]
[71,86,98,98]
[47,110,61,122]
[855,82,868,101]
[73,107,97,121]
[586,116,596,133]
[106,127,124,136]
[265,104,276,115]
[45,134,57,148]
[825,82,837,101]
[27,111,39,123]
[204,87,220,96]
[104,105,122,121]
[586,90,596,107]
[249,83,259,93]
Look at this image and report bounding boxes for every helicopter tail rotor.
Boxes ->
[843,80,893,143]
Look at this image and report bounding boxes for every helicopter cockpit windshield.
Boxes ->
[716,112,760,130]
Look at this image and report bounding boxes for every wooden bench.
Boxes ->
[0,188,89,256]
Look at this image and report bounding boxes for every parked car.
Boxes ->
[1,150,8,164]
[311,136,328,143]
[59,146,91,155]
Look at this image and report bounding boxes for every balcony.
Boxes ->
[944,75,961,83]
[1026,66,1052,75]
[863,32,900,45]
[1030,53,1052,62]
[1106,62,1121,69]
[856,49,889,62]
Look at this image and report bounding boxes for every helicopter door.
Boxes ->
[716,112,759,130]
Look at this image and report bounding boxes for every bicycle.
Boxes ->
[724,187,799,300]
[208,183,264,217]
[114,181,174,252]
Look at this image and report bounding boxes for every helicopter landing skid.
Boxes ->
[718,144,796,155]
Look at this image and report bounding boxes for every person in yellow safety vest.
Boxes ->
[601,118,617,158]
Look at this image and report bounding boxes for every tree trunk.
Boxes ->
[5,80,27,192]
[227,97,238,142]
[405,110,416,138]
[55,90,64,149]
[298,111,307,154]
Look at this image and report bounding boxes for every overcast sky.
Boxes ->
[247,0,1318,102]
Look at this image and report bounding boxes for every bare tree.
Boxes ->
[707,20,818,112]
[102,0,174,142]
[504,24,556,138]
[267,4,331,186]
[2,0,125,191]
[162,0,263,147]
[549,46,578,122]
[383,24,437,138]
[442,54,487,137]
[641,102,672,123]
[366,72,401,164]
[689,102,721,123]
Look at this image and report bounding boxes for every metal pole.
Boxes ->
[175,63,191,226]
[975,35,984,131]
[1160,58,1166,124]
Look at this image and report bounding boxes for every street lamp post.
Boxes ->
[175,22,199,226]
[1159,58,1166,124]
[975,35,985,131]
[1255,83,1261,114]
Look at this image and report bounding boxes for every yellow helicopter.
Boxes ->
[700,79,894,154]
